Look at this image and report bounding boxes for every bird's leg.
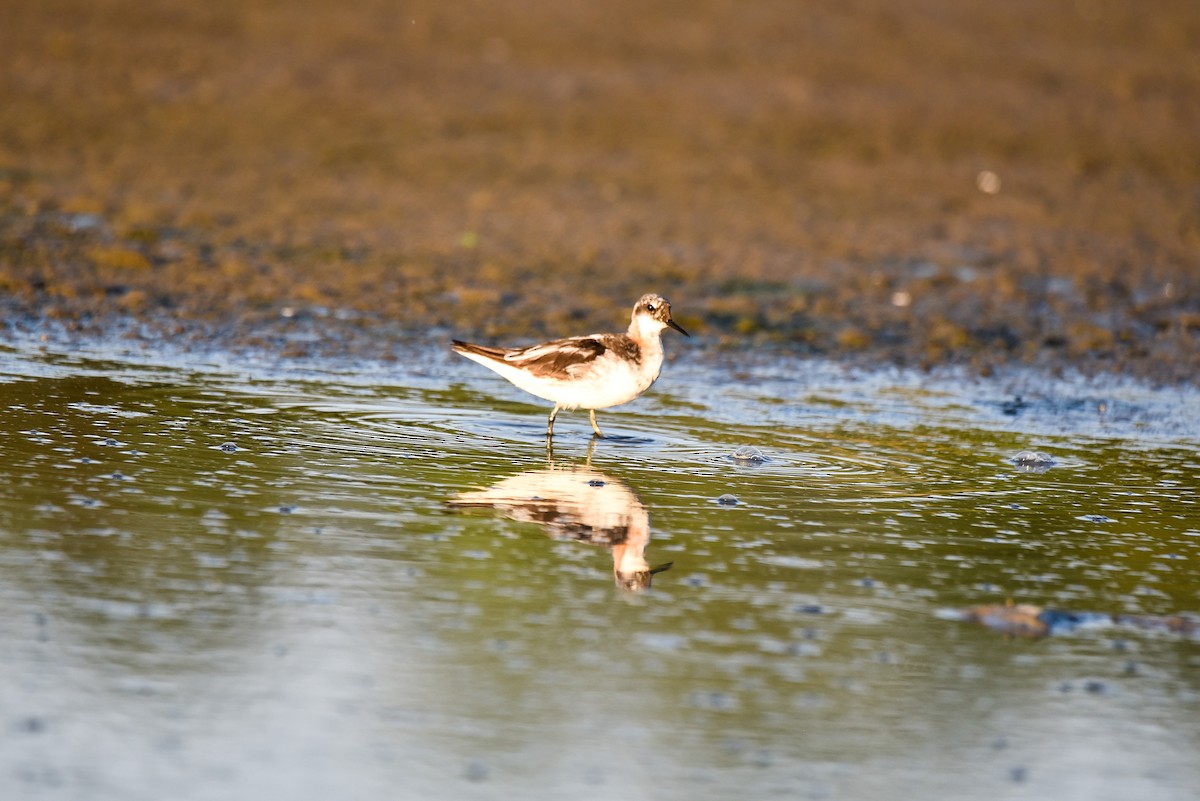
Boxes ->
[547,404,561,438]
[589,409,603,437]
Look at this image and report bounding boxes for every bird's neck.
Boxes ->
[627,316,663,346]
[627,327,664,376]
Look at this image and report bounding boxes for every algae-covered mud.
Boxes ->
[2,336,1198,800]
[2,0,1200,380]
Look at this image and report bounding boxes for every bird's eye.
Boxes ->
[647,304,656,312]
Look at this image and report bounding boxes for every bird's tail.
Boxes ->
[451,340,508,361]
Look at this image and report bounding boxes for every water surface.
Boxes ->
[1,338,1198,800]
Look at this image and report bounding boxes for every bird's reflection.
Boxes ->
[450,463,671,591]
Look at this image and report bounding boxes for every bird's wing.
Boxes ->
[502,335,612,379]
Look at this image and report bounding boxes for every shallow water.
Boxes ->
[1,337,1198,801]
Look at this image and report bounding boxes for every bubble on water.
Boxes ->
[717,493,739,506]
[730,445,767,465]
[1078,514,1114,523]
[219,442,239,453]
[1012,450,1054,472]
[637,632,688,651]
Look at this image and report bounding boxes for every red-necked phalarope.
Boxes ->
[452,293,689,437]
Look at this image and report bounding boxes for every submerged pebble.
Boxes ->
[731,445,768,465]
[1012,450,1055,473]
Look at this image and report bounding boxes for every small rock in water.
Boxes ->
[220,442,239,453]
[717,493,739,506]
[1001,396,1028,416]
[731,445,767,465]
[1012,450,1054,473]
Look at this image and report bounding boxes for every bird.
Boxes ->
[452,293,689,437]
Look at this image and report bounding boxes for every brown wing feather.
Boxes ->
[454,334,640,380]
[503,336,609,378]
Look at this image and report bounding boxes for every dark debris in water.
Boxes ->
[1001,396,1028,416]
[956,603,1200,639]
[463,761,490,783]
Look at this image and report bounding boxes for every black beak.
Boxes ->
[667,319,690,337]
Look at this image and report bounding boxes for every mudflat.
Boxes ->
[1,0,1197,381]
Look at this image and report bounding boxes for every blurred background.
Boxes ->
[1,0,1198,379]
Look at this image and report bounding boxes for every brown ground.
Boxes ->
[1,0,1198,381]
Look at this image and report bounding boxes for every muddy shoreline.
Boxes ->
[2,0,1198,383]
